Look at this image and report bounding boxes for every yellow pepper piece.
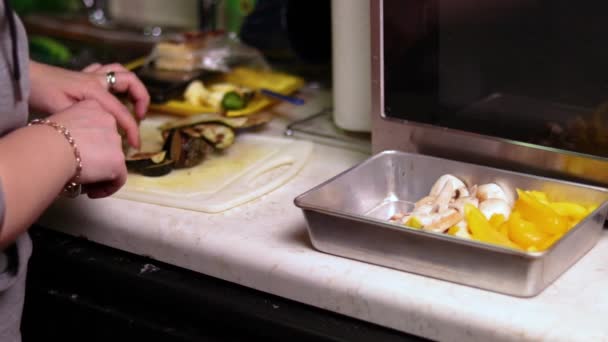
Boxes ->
[507,212,549,249]
[587,204,599,215]
[464,204,520,250]
[549,202,588,221]
[515,189,568,235]
[536,233,562,251]
[498,222,509,237]
[489,214,506,229]
[527,190,549,204]
[447,225,459,235]
[404,217,423,229]
[568,217,581,228]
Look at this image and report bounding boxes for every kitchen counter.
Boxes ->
[35,97,608,341]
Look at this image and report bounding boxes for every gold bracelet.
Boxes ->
[28,118,82,198]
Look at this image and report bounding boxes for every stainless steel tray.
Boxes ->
[295,151,608,297]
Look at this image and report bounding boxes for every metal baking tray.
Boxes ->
[295,151,608,297]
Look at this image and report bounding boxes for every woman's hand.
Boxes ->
[80,62,150,118]
[48,99,129,198]
[28,61,150,149]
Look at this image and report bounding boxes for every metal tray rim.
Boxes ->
[295,150,608,204]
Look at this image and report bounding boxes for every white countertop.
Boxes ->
[38,97,608,342]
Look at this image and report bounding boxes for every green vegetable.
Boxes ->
[29,36,72,66]
[221,91,246,110]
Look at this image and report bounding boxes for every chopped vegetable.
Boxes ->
[182,80,254,111]
[386,173,597,252]
[515,189,568,235]
[140,160,174,177]
[221,91,246,110]
[507,212,548,249]
[126,151,167,170]
[447,225,459,235]
[464,204,520,250]
[404,217,423,229]
[193,123,235,149]
[166,129,212,168]
[489,214,506,229]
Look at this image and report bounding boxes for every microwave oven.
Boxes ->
[371,0,608,187]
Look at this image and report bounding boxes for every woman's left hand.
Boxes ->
[28,61,150,148]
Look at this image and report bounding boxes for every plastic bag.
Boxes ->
[150,31,269,73]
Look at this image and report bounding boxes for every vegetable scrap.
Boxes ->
[184,80,254,111]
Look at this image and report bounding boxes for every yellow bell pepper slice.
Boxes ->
[447,225,459,236]
[527,246,539,253]
[548,202,588,221]
[489,214,506,229]
[464,204,520,250]
[404,217,423,229]
[498,222,509,237]
[587,204,599,215]
[507,212,549,249]
[536,233,562,251]
[527,190,550,204]
[515,189,568,235]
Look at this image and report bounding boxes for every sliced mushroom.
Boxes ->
[450,196,479,214]
[430,174,466,197]
[412,204,435,216]
[477,183,511,205]
[435,181,455,213]
[454,186,470,200]
[479,198,511,220]
[452,220,472,239]
[469,184,478,199]
[424,209,463,233]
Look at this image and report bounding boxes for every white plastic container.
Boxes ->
[331,0,372,132]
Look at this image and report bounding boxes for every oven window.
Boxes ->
[383,0,608,158]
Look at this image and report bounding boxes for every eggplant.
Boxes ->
[158,111,273,131]
[140,159,174,177]
[192,123,235,149]
[159,113,245,131]
[126,151,167,171]
[167,129,212,168]
[181,127,203,138]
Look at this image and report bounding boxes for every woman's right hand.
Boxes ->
[47,99,128,198]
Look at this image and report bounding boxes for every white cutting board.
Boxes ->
[114,116,313,213]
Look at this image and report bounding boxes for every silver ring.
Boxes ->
[105,71,116,90]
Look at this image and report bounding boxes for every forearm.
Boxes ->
[0,124,74,248]
[28,61,56,115]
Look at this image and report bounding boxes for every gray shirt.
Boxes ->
[0,2,33,342]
